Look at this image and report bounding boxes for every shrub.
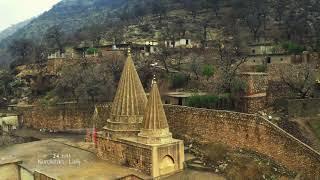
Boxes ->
[202,65,215,80]
[187,94,232,109]
[38,91,58,106]
[170,73,189,89]
[281,41,305,54]
[86,47,98,55]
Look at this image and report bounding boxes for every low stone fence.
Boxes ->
[14,104,320,177]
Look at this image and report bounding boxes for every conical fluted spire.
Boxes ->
[105,48,147,139]
[110,49,147,121]
[138,78,172,144]
[142,79,169,130]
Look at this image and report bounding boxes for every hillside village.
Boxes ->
[0,0,320,179]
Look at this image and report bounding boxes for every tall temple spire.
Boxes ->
[138,78,172,144]
[104,48,147,139]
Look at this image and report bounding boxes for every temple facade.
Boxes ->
[97,49,184,178]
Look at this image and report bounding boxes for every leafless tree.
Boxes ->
[280,64,316,99]
[8,39,34,66]
[45,25,65,55]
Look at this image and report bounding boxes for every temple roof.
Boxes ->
[142,79,169,130]
[110,49,147,122]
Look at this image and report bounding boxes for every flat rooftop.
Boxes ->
[165,92,207,98]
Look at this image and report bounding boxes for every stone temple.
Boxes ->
[97,49,184,178]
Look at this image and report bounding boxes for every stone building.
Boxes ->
[165,38,193,48]
[97,49,184,178]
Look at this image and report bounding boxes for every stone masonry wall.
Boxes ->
[164,105,320,177]
[238,95,267,113]
[17,104,111,131]
[16,104,320,177]
[237,72,268,113]
[239,72,268,95]
[96,137,152,175]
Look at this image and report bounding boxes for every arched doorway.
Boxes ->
[159,155,175,175]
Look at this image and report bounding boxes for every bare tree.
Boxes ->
[272,0,289,22]
[190,54,201,80]
[151,0,167,23]
[280,64,316,99]
[154,46,173,74]
[213,36,248,94]
[45,25,65,55]
[8,39,34,66]
[203,0,221,16]
[184,0,202,20]
[231,0,268,42]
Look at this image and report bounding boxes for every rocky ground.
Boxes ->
[0,132,39,147]
[185,143,297,180]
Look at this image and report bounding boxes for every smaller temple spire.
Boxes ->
[143,78,169,130]
[138,78,172,144]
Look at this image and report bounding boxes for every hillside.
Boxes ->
[0,0,127,46]
[0,19,32,42]
[0,0,319,66]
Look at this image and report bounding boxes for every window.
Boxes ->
[178,98,183,105]
[252,49,256,54]
[267,57,271,63]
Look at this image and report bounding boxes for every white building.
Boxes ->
[165,38,192,48]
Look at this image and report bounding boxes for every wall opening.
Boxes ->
[267,57,271,63]
[178,98,183,105]
[159,155,175,176]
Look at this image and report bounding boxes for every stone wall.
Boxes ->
[237,72,268,113]
[164,105,320,177]
[17,104,111,131]
[239,72,268,95]
[96,137,153,175]
[16,104,320,177]
[267,81,293,105]
[287,98,320,118]
[237,94,267,113]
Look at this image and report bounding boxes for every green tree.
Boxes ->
[202,65,215,80]
[171,73,189,89]
[281,41,305,54]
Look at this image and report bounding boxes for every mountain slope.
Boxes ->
[0,19,32,42]
[1,0,127,45]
